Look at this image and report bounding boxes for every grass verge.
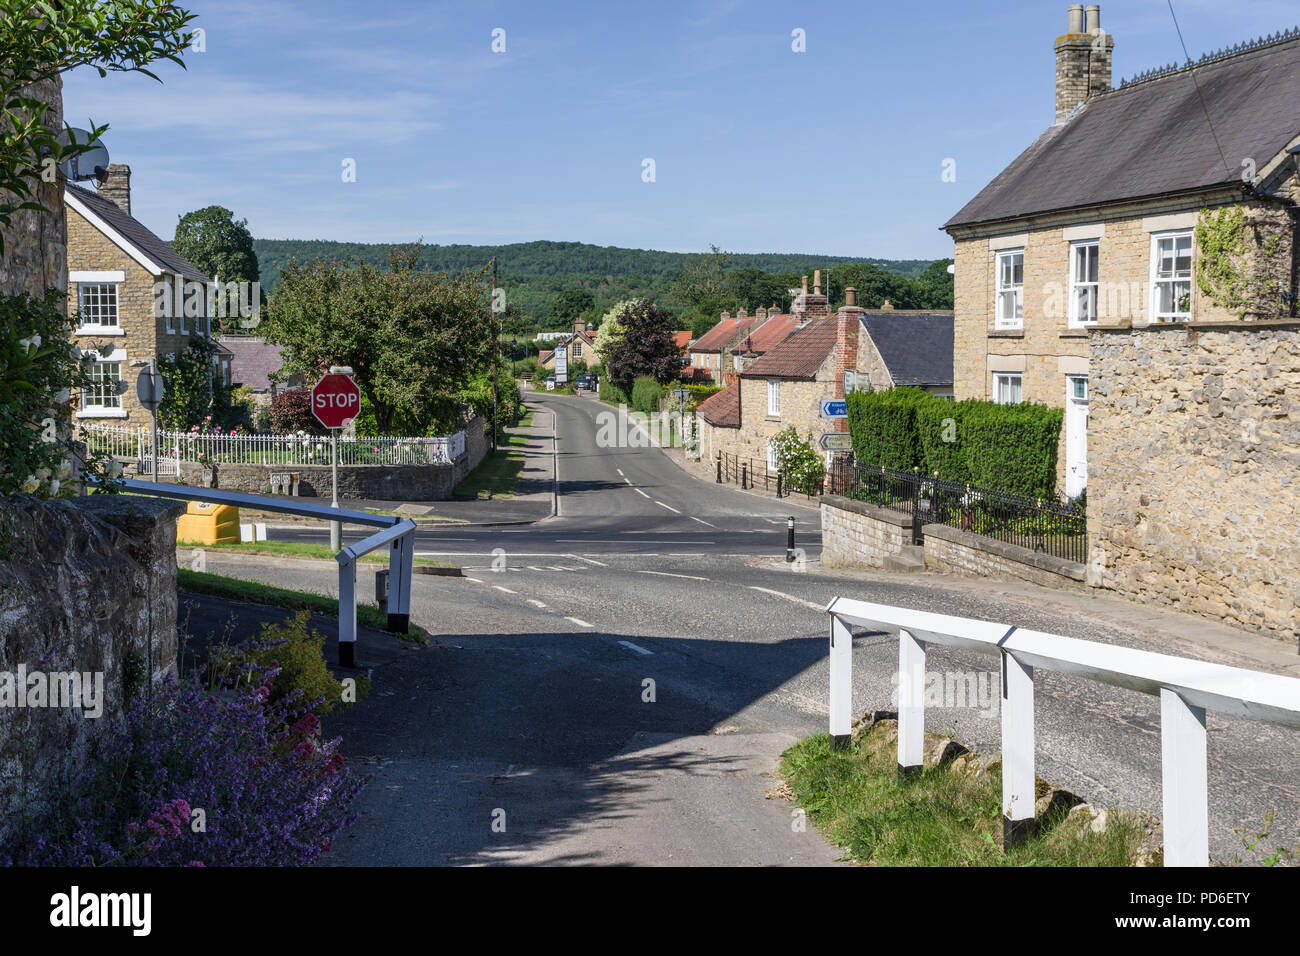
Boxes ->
[779,722,1148,866]
[452,407,536,499]
[176,567,430,644]
[177,538,455,568]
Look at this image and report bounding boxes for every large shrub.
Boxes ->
[598,378,629,405]
[270,388,326,434]
[770,426,825,495]
[848,388,1063,498]
[631,376,664,414]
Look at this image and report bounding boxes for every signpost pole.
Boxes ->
[330,428,340,552]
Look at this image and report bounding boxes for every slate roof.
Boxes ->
[733,313,798,357]
[859,312,954,388]
[220,336,293,390]
[944,35,1300,229]
[697,383,740,427]
[691,314,763,352]
[739,318,838,380]
[65,183,210,279]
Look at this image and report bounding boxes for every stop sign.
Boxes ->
[311,373,361,429]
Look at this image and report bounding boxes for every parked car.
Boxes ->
[576,374,594,391]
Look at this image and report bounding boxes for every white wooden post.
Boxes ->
[828,614,852,748]
[387,532,412,634]
[338,558,356,667]
[1001,650,1036,847]
[898,628,925,778]
[1160,687,1209,866]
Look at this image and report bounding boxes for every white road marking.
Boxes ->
[636,570,710,582]
[493,585,517,594]
[690,516,718,528]
[748,585,825,612]
[618,640,653,656]
[624,477,632,485]
[527,565,544,571]
[654,501,682,514]
[527,599,548,608]
[634,488,651,498]
[616,468,624,476]
[465,577,484,583]
[565,617,595,628]
[571,555,608,567]
[547,565,566,571]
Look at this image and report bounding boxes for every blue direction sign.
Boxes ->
[820,399,848,419]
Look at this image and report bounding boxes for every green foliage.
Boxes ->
[1195,205,1291,320]
[203,610,353,717]
[602,299,681,392]
[0,0,197,256]
[848,388,1063,498]
[0,289,118,496]
[683,383,722,407]
[270,388,326,434]
[158,337,232,430]
[550,287,595,326]
[630,376,664,414]
[458,371,523,438]
[171,206,261,329]
[263,242,494,436]
[769,426,825,495]
[598,378,629,405]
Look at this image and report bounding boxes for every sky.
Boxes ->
[61,0,1300,261]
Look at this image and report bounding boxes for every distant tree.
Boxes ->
[602,299,681,392]
[670,244,732,307]
[172,205,261,286]
[725,267,791,313]
[913,259,955,310]
[551,287,595,324]
[264,243,493,435]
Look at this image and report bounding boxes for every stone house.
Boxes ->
[946,4,1300,640]
[688,308,766,384]
[943,4,1300,498]
[65,166,223,428]
[539,319,599,372]
[697,288,954,470]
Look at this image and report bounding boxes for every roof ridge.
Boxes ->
[1117,26,1300,89]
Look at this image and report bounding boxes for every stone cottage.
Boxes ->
[945,3,1300,639]
[65,167,225,427]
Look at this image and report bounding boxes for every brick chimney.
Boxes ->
[834,300,863,441]
[574,318,584,334]
[1055,4,1113,123]
[96,163,131,215]
[793,273,829,320]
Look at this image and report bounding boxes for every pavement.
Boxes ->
[190,390,1300,866]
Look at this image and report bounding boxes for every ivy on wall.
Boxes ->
[1194,204,1292,320]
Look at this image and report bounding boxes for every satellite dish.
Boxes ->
[56,128,111,182]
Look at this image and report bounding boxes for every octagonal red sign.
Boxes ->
[311,373,361,429]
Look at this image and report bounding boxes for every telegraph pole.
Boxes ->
[491,256,499,452]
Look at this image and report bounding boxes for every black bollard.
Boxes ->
[786,516,796,562]
[741,461,748,489]
[716,453,722,483]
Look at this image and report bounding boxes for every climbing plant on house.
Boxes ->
[1195,204,1293,320]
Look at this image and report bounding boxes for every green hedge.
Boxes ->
[598,378,629,405]
[847,388,1064,498]
[684,384,723,402]
[631,376,664,414]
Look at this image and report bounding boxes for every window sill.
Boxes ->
[75,327,124,336]
[766,415,781,421]
[989,329,1024,338]
[1060,328,1093,338]
[76,408,127,419]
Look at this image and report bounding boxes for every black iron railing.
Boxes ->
[826,459,1089,563]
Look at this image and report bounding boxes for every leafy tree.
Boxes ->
[602,299,681,392]
[593,299,637,361]
[172,205,260,286]
[725,267,791,312]
[0,0,196,255]
[913,259,955,310]
[263,243,493,436]
[158,336,231,430]
[550,287,595,324]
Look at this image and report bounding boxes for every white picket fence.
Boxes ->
[77,423,467,469]
[825,597,1300,866]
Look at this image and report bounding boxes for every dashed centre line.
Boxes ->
[636,570,710,582]
[618,640,653,656]
[565,617,595,628]
[493,585,517,594]
[634,488,651,499]
[654,501,682,514]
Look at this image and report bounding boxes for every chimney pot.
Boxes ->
[845,287,857,307]
[96,163,131,216]
[813,269,822,296]
[1067,4,1084,33]
[801,276,809,295]
[1084,4,1100,33]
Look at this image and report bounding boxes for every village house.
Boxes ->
[697,282,953,469]
[64,165,227,428]
[538,319,599,371]
[944,4,1300,639]
[687,307,766,383]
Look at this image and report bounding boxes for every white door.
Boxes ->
[1065,376,1089,498]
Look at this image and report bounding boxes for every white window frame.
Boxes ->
[75,279,122,332]
[767,442,779,473]
[767,380,781,417]
[995,249,1024,330]
[1068,240,1100,327]
[1149,230,1194,323]
[572,339,583,359]
[77,348,127,417]
[993,373,1023,405]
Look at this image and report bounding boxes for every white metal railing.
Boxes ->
[77,423,466,467]
[824,597,1300,867]
[111,477,416,665]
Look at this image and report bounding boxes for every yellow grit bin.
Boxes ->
[176,500,240,545]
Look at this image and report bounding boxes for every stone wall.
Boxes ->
[176,417,490,501]
[819,494,912,569]
[1087,322,1300,641]
[0,77,65,300]
[0,493,185,844]
[923,524,1086,589]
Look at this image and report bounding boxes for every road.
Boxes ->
[210,391,1300,865]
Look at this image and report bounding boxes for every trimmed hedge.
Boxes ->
[598,378,629,405]
[631,376,664,414]
[847,388,1064,498]
[683,384,723,402]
